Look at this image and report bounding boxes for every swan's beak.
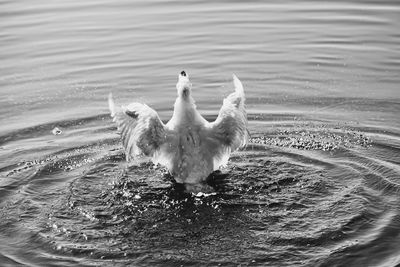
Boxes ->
[178,70,190,83]
[176,70,192,97]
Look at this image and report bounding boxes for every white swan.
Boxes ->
[108,71,248,191]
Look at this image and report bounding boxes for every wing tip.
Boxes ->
[108,92,116,117]
[232,74,244,95]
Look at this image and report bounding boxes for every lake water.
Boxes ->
[1,0,400,266]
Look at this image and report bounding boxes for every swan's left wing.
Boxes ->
[108,93,169,161]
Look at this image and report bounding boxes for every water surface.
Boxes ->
[1,0,400,266]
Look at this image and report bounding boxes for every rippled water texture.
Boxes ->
[1,0,400,266]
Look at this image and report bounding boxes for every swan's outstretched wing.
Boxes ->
[207,74,249,169]
[108,93,168,161]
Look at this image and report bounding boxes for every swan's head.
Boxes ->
[176,70,192,99]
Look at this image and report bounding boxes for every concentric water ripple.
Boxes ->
[1,114,399,266]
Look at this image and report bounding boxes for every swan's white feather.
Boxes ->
[109,73,248,185]
[108,94,172,161]
[206,74,248,168]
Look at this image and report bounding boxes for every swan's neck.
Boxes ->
[168,96,201,127]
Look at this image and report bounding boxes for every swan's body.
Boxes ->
[109,71,248,191]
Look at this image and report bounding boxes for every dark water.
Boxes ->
[1,0,400,266]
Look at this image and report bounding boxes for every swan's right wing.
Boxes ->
[206,75,249,169]
[108,93,170,161]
